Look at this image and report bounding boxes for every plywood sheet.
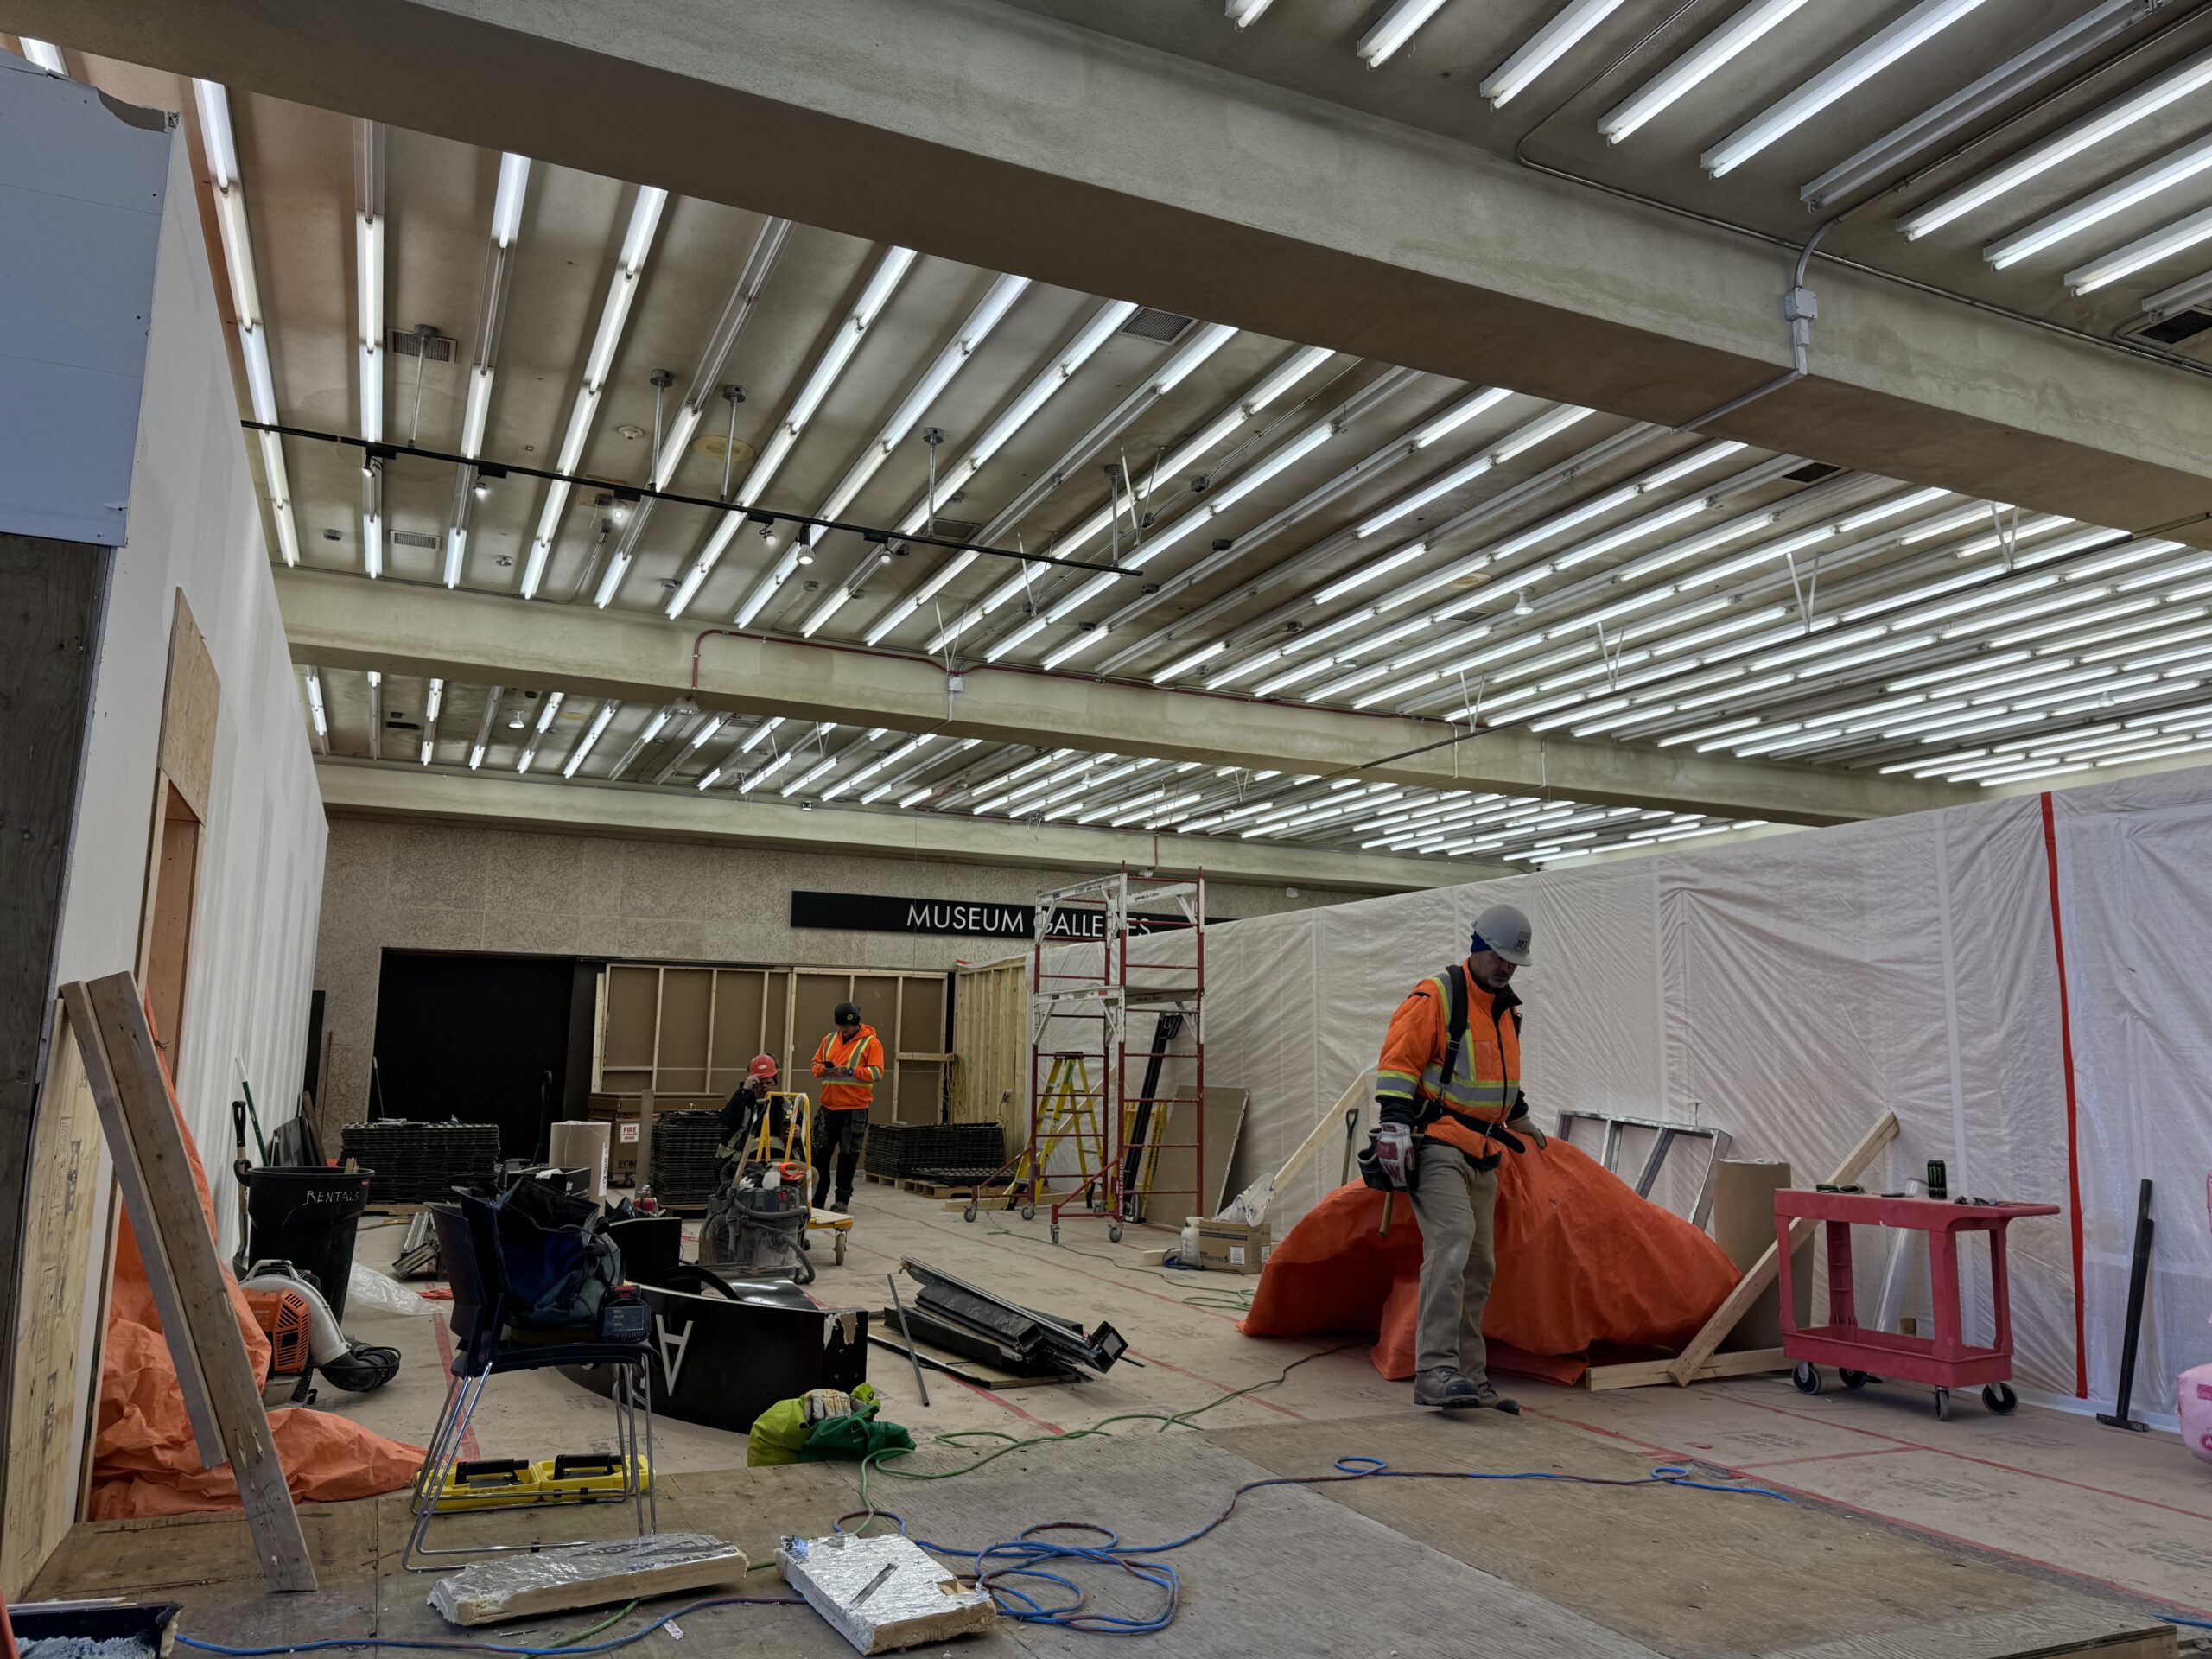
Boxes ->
[1135,1085,1246,1222]
[656,966,712,1094]
[3,1008,102,1592]
[600,963,658,1089]
[706,968,767,1094]
[158,591,219,823]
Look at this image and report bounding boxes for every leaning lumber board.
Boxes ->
[1663,1110,1899,1387]
[1582,1346,1789,1391]
[1217,1073,1366,1224]
[429,1533,748,1625]
[63,973,316,1593]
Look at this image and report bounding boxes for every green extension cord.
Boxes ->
[848,1342,1361,1535]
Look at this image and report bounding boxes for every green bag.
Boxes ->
[747,1384,903,1466]
[799,1390,913,1464]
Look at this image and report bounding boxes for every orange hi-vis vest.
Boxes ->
[1375,958,1522,1164]
[811,1025,886,1112]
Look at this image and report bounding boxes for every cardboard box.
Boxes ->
[1192,1217,1271,1275]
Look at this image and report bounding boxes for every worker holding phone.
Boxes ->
[810,1001,885,1211]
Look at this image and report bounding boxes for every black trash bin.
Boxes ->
[245,1167,374,1320]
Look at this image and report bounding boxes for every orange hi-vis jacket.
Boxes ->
[1375,958,1526,1167]
[812,1025,886,1111]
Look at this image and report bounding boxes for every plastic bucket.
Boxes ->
[245,1168,373,1320]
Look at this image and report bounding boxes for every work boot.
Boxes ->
[1469,1378,1521,1415]
[834,1191,853,1212]
[1413,1368,1484,1409]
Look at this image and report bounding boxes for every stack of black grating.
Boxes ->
[647,1110,725,1205]
[864,1122,1006,1183]
[340,1120,499,1204]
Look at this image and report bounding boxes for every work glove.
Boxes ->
[1507,1098,1547,1149]
[1357,1122,1416,1192]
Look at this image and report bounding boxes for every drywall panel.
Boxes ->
[0,58,168,544]
[10,120,327,1579]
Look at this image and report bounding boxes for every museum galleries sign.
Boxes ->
[790,891,1177,939]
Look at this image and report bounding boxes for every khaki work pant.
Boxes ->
[1407,1140,1500,1379]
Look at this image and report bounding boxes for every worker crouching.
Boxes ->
[1362,902,1548,1414]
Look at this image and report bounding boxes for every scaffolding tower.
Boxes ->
[1022,867,1205,1244]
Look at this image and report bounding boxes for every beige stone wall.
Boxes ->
[314,814,1362,1126]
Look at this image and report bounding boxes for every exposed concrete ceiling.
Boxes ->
[10,2,2212,880]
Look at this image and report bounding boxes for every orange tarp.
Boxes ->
[88,1049,425,1520]
[1240,1138,1739,1383]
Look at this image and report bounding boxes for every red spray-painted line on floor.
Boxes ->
[2039,791,2091,1400]
[1706,1387,2212,1524]
[426,1311,480,1464]
[947,1376,1064,1436]
[1524,1399,2212,1622]
[1127,1349,1312,1422]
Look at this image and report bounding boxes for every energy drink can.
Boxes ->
[1926,1160,1948,1199]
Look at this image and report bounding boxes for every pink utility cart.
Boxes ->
[1775,1189,2060,1421]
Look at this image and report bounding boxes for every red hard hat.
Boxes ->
[748,1052,779,1082]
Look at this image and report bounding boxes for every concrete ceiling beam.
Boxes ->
[277,569,1974,823]
[29,0,2212,545]
[315,760,1491,892]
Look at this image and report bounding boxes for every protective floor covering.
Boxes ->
[29,1423,2181,1658]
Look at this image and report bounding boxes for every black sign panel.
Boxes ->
[790,891,1179,940]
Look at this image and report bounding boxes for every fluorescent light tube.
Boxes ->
[1599,0,1810,143]
[491,152,531,247]
[443,527,466,588]
[356,213,383,441]
[21,37,66,73]
[1227,0,1274,26]
[1413,386,1512,448]
[2066,202,2212,294]
[1898,44,2212,239]
[1357,0,1451,67]
[1484,0,1629,110]
[563,701,619,778]
[460,366,493,458]
[1317,541,1427,603]
[1703,0,1992,178]
[303,668,327,736]
[192,79,238,189]
[1986,133,2212,269]
[618,188,667,272]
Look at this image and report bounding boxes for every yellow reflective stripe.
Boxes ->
[1377,1068,1421,1091]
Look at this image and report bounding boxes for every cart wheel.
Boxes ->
[1020,1202,1037,1223]
[1839,1369,1870,1390]
[1981,1382,2017,1414]
[963,1202,979,1224]
[1935,1388,1950,1421]
[1108,1223,1123,1244]
[834,1232,848,1267]
[1791,1362,1821,1395]
[1050,1223,1061,1245]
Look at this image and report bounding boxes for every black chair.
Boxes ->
[401,1198,655,1571]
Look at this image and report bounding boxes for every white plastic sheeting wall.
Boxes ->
[1038,767,2212,1420]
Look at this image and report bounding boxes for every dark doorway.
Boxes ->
[372,953,582,1161]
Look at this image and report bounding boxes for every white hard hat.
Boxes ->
[1471,902,1533,966]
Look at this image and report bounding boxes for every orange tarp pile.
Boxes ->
[1239,1137,1739,1384]
[90,1070,425,1519]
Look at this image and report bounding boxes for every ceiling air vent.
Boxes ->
[919,518,982,543]
[2139,308,2212,346]
[1784,461,1844,484]
[390,327,455,361]
[1120,307,1195,344]
[391,530,439,550]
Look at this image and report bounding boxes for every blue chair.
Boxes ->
[402,1197,655,1571]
